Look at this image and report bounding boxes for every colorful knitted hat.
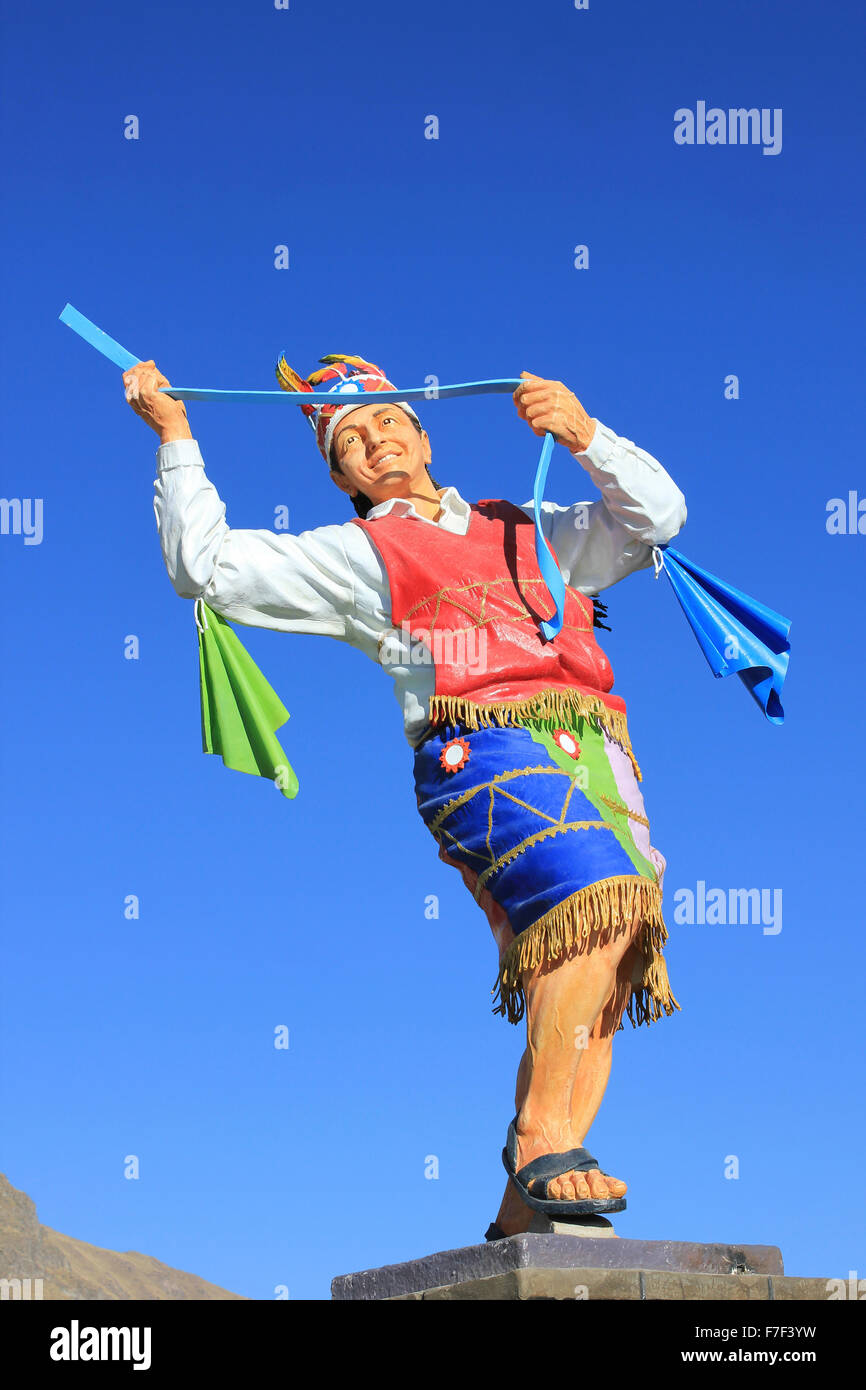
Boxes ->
[274,352,422,463]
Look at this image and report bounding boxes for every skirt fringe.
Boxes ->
[490,874,680,1028]
[428,689,642,781]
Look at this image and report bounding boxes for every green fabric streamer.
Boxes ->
[196,600,298,799]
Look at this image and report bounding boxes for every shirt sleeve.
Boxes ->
[152,437,387,637]
[516,418,688,594]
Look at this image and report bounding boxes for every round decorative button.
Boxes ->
[551,728,581,759]
[440,737,471,773]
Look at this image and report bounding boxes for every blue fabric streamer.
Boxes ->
[655,545,791,722]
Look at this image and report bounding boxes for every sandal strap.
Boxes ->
[517,1147,600,1187]
[505,1115,601,1190]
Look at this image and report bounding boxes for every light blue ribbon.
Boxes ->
[531,430,564,641]
[155,379,526,405]
[59,303,142,371]
[59,301,568,635]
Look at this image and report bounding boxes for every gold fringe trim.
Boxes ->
[428,690,642,781]
[491,875,680,1029]
[598,792,650,828]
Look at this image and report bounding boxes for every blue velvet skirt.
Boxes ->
[412,716,676,1027]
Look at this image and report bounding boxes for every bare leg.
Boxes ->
[492,912,642,1236]
[435,845,648,1236]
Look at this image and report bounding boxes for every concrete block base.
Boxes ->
[331,1232,798,1301]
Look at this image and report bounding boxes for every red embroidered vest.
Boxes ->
[352,499,639,774]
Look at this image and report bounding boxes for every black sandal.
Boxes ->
[501,1114,626,1217]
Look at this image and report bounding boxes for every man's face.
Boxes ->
[329,402,432,506]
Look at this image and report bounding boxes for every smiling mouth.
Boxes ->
[373,452,401,468]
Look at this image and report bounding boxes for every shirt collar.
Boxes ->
[366,485,471,531]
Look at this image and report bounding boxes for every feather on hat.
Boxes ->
[275,352,421,462]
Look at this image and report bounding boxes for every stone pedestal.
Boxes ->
[331,1226,827,1301]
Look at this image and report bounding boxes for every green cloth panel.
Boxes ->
[525,715,655,879]
[197,601,298,799]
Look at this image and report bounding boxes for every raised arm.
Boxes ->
[513,372,687,594]
[123,360,382,639]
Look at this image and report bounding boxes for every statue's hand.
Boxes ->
[123,360,192,443]
[513,372,596,453]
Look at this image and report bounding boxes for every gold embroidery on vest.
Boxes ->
[402,578,593,633]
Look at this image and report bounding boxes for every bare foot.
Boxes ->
[491,1134,627,1236]
[539,1166,627,1202]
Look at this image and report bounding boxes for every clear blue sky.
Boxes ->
[2,0,864,1300]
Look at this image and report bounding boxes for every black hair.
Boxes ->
[591,596,611,631]
[329,414,442,519]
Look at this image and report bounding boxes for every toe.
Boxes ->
[585,1169,610,1199]
[568,1172,592,1200]
[529,1165,625,1204]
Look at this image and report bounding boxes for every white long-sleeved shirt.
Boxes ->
[153,420,687,745]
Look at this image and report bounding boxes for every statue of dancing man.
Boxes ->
[124,349,687,1238]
